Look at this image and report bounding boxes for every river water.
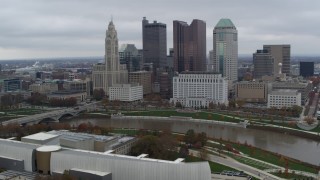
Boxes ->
[67,118,320,166]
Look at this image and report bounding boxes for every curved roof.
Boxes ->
[51,149,211,180]
[37,145,61,152]
[215,18,235,28]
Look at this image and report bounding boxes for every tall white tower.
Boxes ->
[92,20,128,95]
[212,18,238,83]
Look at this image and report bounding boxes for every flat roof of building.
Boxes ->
[179,71,220,75]
[269,89,299,95]
[22,132,59,141]
[37,145,61,152]
[71,168,111,176]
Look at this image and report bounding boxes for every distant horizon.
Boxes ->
[1,54,320,62]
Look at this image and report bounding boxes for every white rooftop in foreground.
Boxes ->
[36,145,61,152]
[71,168,111,176]
[22,132,59,141]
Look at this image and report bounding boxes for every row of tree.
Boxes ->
[49,97,77,107]
[130,129,208,160]
[0,94,23,109]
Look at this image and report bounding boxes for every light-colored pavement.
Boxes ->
[1,102,98,125]
[308,93,319,117]
[189,149,282,180]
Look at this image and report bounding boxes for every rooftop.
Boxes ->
[179,71,221,75]
[270,89,299,95]
[215,18,236,28]
[36,145,61,152]
[71,168,111,176]
[22,132,59,141]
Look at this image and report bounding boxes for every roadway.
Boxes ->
[1,102,98,126]
[189,149,282,180]
[308,92,319,117]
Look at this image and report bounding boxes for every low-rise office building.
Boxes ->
[29,82,58,94]
[271,81,312,105]
[267,90,301,108]
[170,72,228,108]
[128,71,152,95]
[47,91,87,103]
[235,81,268,102]
[109,84,143,102]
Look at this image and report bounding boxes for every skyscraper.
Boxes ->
[300,62,314,77]
[253,49,274,79]
[142,17,167,71]
[119,44,143,72]
[263,45,290,75]
[92,21,128,95]
[173,19,206,73]
[212,18,238,82]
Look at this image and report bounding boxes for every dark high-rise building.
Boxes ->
[300,62,314,77]
[119,44,143,72]
[142,17,167,71]
[3,79,22,92]
[263,45,290,75]
[253,49,274,79]
[173,19,206,73]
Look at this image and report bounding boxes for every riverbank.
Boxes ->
[248,125,320,141]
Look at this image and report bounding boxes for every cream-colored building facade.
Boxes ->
[235,81,268,102]
[92,21,128,95]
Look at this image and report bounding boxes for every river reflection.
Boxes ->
[67,118,320,166]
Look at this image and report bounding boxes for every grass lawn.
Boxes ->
[111,129,139,136]
[124,110,240,123]
[271,172,315,179]
[214,139,318,174]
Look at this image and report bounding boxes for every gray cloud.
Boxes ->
[1,0,320,59]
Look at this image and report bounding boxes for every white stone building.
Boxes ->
[170,72,228,108]
[109,84,143,102]
[92,21,128,95]
[267,90,301,108]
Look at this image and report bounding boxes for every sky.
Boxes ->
[1,0,320,60]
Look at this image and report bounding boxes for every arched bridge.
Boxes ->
[2,103,97,126]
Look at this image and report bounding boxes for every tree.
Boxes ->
[179,144,189,158]
[196,132,207,147]
[236,99,245,108]
[130,135,165,159]
[175,102,182,108]
[93,88,105,100]
[228,100,236,109]
[208,102,214,110]
[1,94,15,108]
[27,92,47,105]
[184,129,196,146]
[304,116,316,125]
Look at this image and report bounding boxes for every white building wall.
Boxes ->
[0,139,39,172]
[109,84,143,102]
[171,73,228,107]
[50,150,211,180]
[267,91,301,108]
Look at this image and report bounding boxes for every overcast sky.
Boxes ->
[1,0,320,60]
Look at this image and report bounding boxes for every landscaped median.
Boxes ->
[123,110,241,123]
[205,139,319,178]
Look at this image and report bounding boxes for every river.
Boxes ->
[67,117,320,166]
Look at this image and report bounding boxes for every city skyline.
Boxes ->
[1,0,320,59]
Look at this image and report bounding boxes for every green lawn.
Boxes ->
[271,172,315,179]
[111,129,139,136]
[124,110,240,123]
[212,139,318,174]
